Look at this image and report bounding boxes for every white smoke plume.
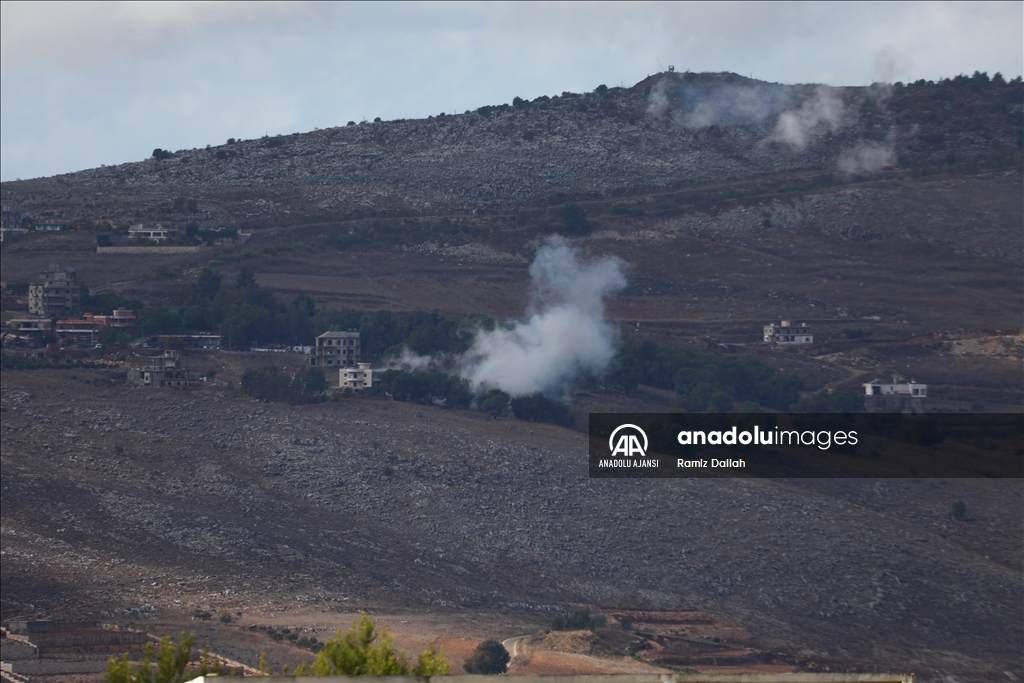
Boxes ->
[769,86,846,150]
[837,141,894,174]
[458,236,626,397]
[385,236,626,397]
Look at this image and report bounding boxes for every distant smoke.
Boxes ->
[769,86,845,150]
[837,141,894,174]
[459,236,626,396]
[388,236,626,398]
[646,77,788,127]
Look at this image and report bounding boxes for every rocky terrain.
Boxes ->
[1,369,1022,680]
[2,71,1022,681]
[3,72,1020,227]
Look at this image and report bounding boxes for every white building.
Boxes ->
[764,321,813,345]
[310,330,360,368]
[128,224,177,242]
[339,363,377,391]
[863,378,928,412]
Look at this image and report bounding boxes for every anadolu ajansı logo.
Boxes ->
[609,424,648,458]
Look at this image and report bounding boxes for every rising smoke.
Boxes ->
[389,236,626,398]
[768,86,846,150]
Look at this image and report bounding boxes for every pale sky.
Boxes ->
[2,1,1021,181]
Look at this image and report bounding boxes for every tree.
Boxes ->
[196,268,222,301]
[106,632,195,683]
[480,389,510,418]
[310,615,449,676]
[560,203,589,235]
[236,266,256,288]
[463,639,510,674]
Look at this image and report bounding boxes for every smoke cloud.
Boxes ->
[459,236,626,396]
[388,236,626,398]
[769,86,846,150]
[837,141,894,174]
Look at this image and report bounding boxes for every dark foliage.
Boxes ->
[560,203,589,235]
[607,338,802,411]
[510,392,574,426]
[241,366,326,404]
[377,370,472,408]
[551,609,606,631]
[791,388,865,413]
[463,640,509,675]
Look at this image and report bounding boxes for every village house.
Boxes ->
[127,350,190,387]
[339,363,378,391]
[55,309,135,345]
[763,320,813,345]
[863,377,928,412]
[128,223,177,242]
[310,330,360,368]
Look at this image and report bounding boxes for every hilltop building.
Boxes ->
[28,265,80,317]
[128,224,176,242]
[863,378,928,412]
[764,321,813,345]
[127,350,190,387]
[339,363,378,391]
[310,330,360,368]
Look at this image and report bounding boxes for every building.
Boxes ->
[339,363,378,390]
[55,309,135,345]
[310,330,360,368]
[764,320,813,345]
[128,223,177,242]
[863,377,928,412]
[28,265,80,317]
[1,204,29,242]
[34,221,69,232]
[7,317,53,335]
[127,351,190,387]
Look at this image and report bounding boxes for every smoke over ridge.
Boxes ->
[389,236,626,398]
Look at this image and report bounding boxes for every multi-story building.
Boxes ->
[309,330,360,368]
[339,363,377,391]
[763,320,813,345]
[28,265,80,317]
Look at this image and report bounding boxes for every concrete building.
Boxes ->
[339,363,378,390]
[127,351,190,387]
[1,204,29,242]
[34,221,69,232]
[128,223,177,242]
[28,265,80,317]
[310,330,360,368]
[55,309,135,345]
[764,321,813,345]
[863,377,928,412]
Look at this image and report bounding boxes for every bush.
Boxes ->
[480,389,510,418]
[951,501,967,521]
[241,366,326,404]
[311,615,449,676]
[463,639,510,674]
[560,203,589,235]
[551,609,605,631]
[106,632,194,683]
[510,393,574,426]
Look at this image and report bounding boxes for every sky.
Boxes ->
[2,1,1021,182]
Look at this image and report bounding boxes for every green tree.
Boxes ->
[105,633,195,683]
[309,615,448,676]
[480,389,510,418]
[463,639,510,674]
[560,203,589,235]
[236,266,256,288]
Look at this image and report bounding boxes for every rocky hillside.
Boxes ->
[3,72,1021,227]
[2,370,1021,679]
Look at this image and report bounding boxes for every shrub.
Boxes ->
[480,389,510,418]
[463,639,510,674]
[951,501,967,521]
[560,204,589,234]
[510,393,573,426]
[311,615,449,676]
